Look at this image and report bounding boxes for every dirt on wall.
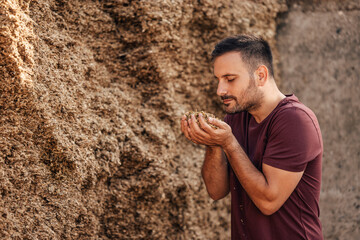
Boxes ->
[1,0,358,239]
[0,0,287,239]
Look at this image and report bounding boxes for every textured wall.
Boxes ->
[276,1,360,239]
[2,0,358,239]
[0,0,287,239]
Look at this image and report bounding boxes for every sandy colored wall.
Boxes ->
[1,0,358,239]
[0,0,286,239]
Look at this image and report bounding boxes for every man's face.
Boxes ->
[213,51,263,114]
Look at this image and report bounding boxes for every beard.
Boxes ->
[222,77,263,114]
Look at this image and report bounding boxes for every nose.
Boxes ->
[217,80,227,97]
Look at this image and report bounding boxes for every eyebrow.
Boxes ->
[214,73,238,79]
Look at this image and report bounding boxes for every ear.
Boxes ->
[254,65,268,87]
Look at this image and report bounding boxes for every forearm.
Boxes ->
[223,136,275,214]
[201,146,229,200]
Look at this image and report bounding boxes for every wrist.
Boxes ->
[221,135,238,154]
[206,145,222,152]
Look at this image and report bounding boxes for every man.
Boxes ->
[180,35,323,240]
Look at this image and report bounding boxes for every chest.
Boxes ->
[232,116,269,170]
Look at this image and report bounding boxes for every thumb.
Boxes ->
[208,117,227,129]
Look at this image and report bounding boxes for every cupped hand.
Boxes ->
[181,113,234,147]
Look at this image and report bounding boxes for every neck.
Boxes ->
[250,87,286,123]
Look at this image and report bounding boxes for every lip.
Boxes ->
[223,99,233,104]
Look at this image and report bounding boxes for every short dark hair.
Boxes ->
[211,34,274,77]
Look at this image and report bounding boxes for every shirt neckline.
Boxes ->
[249,94,296,126]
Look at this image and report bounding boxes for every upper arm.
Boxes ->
[261,163,303,214]
[263,107,322,172]
[259,108,321,214]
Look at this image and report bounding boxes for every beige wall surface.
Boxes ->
[277,2,360,239]
[0,0,358,239]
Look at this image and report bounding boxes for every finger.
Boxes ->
[187,128,202,145]
[187,117,195,139]
[191,139,201,145]
[187,117,199,139]
[208,117,228,129]
[198,113,214,133]
[181,115,186,133]
[188,115,211,144]
[189,114,202,133]
[181,117,192,140]
[188,114,206,140]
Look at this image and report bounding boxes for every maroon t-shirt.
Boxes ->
[224,95,323,240]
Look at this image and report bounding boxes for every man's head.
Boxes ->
[211,34,274,78]
[212,34,274,114]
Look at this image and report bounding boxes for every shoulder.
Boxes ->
[271,95,319,125]
[269,103,322,147]
[263,102,323,171]
[273,102,320,130]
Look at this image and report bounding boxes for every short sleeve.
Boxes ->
[263,107,322,172]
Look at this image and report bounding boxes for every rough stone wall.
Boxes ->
[3,0,358,239]
[276,1,360,239]
[0,0,287,239]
